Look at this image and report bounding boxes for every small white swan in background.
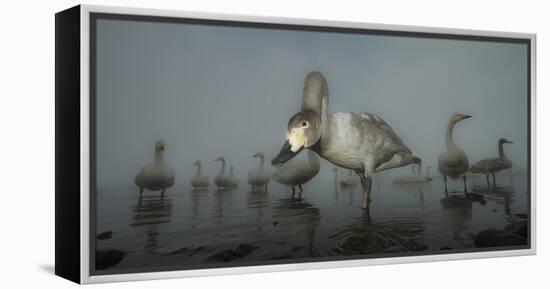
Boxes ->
[469,138,513,187]
[392,163,432,183]
[438,113,471,192]
[135,140,175,196]
[271,71,420,209]
[332,167,358,187]
[191,160,209,190]
[272,149,320,196]
[247,152,271,191]
[229,166,239,188]
[214,156,233,189]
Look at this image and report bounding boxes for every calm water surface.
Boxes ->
[95,173,528,274]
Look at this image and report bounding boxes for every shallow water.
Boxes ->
[95,173,529,274]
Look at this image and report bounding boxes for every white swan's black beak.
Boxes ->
[271,140,302,166]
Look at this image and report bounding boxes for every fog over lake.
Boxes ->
[94,19,528,189]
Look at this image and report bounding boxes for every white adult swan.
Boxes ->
[271,71,420,209]
[392,164,432,183]
[247,152,271,191]
[438,113,472,192]
[272,149,320,196]
[332,167,358,187]
[214,156,233,189]
[135,140,175,196]
[469,138,513,187]
[191,160,210,190]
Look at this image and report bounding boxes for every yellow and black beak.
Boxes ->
[461,114,472,120]
[271,140,302,166]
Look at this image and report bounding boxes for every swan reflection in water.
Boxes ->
[131,194,173,254]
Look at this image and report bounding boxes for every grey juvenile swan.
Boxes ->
[271,71,420,209]
[191,160,210,190]
[438,113,471,192]
[135,140,175,196]
[248,152,271,191]
[469,138,513,187]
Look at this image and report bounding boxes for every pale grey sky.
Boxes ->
[95,18,528,188]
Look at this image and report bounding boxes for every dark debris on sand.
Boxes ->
[208,244,258,262]
[96,231,113,240]
[95,249,125,270]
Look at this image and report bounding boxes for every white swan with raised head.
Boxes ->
[135,140,175,196]
[438,113,471,192]
[271,71,420,209]
[248,152,271,191]
[214,156,233,189]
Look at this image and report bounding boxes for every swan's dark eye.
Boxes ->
[301,121,308,127]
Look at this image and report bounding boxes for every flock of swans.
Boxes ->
[134,71,514,210]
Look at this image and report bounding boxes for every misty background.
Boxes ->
[95,18,528,189]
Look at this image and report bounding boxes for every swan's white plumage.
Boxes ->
[438,114,471,180]
[191,160,209,189]
[214,156,233,189]
[248,152,270,190]
[135,140,175,194]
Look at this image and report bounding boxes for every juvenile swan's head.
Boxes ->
[499,138,513,144]
[271,110,321,166]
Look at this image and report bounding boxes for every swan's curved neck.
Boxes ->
[257,156,265,168]
[498,142,508,160]
[154,149,164,165]
[218,159,226,175]
[445,120,457,148]
[302,84,329,135]
[195,164,202,176]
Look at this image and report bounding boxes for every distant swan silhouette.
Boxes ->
[191,160,209,190]
[214,156,232,189]
[469,138,513,187]
[248,152,270,191]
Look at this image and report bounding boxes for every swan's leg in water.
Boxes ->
[298,184,303,198]
[358,174,373,209]
[443,176,448,193]
[264,184,268,192]
[358,161,375,209]
[463,175,468,193]
[491,173,496,189]
[161,189,165,198]
[291,186,296,198]
[486,174,490,188]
